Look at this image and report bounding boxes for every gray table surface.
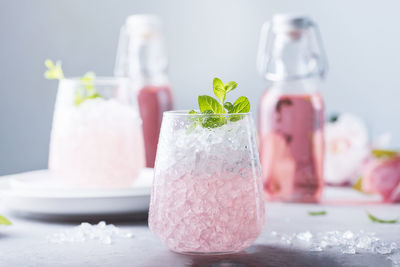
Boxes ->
[1,189,400,267]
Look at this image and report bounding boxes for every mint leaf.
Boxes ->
[201,114,226,128]
[74,91,85,106]
[44,59,64,80]
[44,60,102,106]
[224,102,233,112]
[308,211,327,216]
[224,81,237,93]
[44,59,55,69]
[213,86,226,103]
[231,96,250,113]
[0,215,11,226]
[188,77,249,130]
[75,72,101,106]
[371,149,398,159]
[198,95,224,114]
[213,78,226,103]
[367,212,398,224]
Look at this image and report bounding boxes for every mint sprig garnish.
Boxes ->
[74,72,101,106]
[44,59,102,106]
[44,59,64,80]
[367,212,398,224]
[189,77,250,129]
[0,215,12,226]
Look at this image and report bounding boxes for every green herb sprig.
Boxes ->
[0,215,12,226]
[189,77,250,129]
[44,59,101,106]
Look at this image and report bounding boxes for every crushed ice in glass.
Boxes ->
[47,221,133,244]
[270,230,399,266]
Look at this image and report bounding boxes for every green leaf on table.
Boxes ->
[371,149,398,159]
[367,212,398,224]
[308,211,327,216]
[0,215,12,226]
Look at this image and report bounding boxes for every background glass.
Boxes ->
[49,77,145,187]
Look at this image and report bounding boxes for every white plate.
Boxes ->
[0,169,153,217]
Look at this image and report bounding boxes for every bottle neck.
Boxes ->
[115,24,169,86]
[266,31,319,81]
[127,38,169,86]
[269,76,322,95]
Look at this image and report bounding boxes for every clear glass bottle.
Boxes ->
[257,14,328,202]
[115,14,173,168]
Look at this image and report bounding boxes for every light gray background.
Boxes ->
[1,0,399,175]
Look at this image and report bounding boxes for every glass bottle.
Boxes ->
[115,14,173,168]
[256,14,328,202]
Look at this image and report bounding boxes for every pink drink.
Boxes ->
[137,85,173,168]
[49,79,145,188]
[149,173,265,253]
[149,113,265,254]
[259,93,324,202]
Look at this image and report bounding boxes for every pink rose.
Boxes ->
[362,151,400,203]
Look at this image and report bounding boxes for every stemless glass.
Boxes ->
[149,111,265,254]
[49,77,145,187]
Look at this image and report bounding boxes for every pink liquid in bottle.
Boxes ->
[138,85,173,168]
[259,93,325,202]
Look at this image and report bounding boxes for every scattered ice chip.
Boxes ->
[374,241,392,255]
[47,221,133,244]
[268,229,399,263]
[296,231,313,242]
[341,245,356,254]
[388,252,400,266]
[343,231,354,239]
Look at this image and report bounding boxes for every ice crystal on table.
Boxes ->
[269,230,399,265]
[388,252,400,267]
[47,221,133,244]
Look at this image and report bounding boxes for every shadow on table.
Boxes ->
[9,210,148,225]
[145,245,390,267]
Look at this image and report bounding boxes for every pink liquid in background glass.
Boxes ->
[148,172,265,253]
[138,86,173,168]
[49,99,145,187]
[259,93,325,203]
